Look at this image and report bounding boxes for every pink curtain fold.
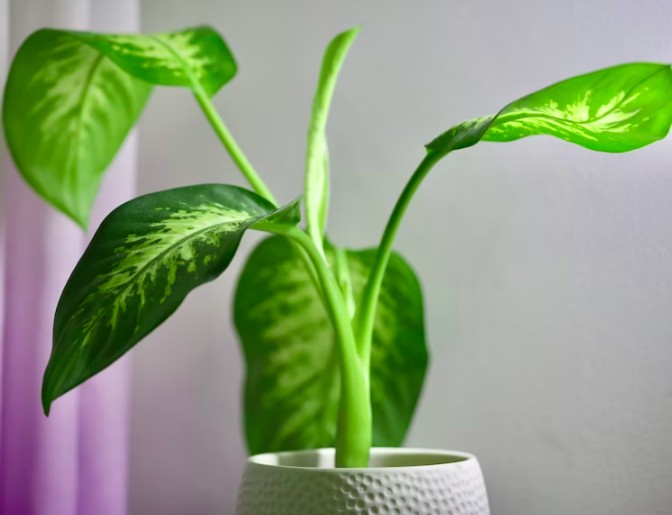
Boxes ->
[0,1,139,513]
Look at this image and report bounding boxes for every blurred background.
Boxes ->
[2,0,672,514]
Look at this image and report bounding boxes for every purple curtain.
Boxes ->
[0,1,139,513]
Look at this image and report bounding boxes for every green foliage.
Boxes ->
[234,236,427,454]
[74,26,236,96]
[354,62,672,370]
[2,23,671,469]
[304,27,360,253]
[427,63,672,158]
[2,30,151,226]
[2,26,236,227]
[43,185,299,414]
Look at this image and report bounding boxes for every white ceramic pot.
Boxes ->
[236,447,490,514]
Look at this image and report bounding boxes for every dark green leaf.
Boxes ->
[3,26,236,226]
[234,236,427,454]
[43,185,300,414]
[427,62,672,158]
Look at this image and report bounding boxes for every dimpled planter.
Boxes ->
[235,447,490,514]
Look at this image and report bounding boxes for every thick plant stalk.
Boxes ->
[262,225,372,467]
[193,54,373,467]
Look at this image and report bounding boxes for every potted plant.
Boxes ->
[3,24,671,514]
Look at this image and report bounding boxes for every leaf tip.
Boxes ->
[68,212,89,231]
[41,384,53,417]
[41,360,58,417]
[74,216,89,231]
[57,198,90,230]
[342,25,362,41]
[60,205,89,230]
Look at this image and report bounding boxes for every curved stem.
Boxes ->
[189,77,371,463]
[263,225,371,468]
[333,246,355,319]
[354,151,441,368]
[304,27,360,257]
[193,87,277,205]
[191,73,370,467]
[192,88,325,305]
[294,242,326,306]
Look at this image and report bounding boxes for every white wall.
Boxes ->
[133,1,672,513]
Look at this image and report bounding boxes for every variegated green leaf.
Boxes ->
[43,185,300,415]
[234,236,427,454]
[304,27,359,252]
[2,26,236,227]
[2,30,151,227]
[72,26,236,97]
[427,62,672,158]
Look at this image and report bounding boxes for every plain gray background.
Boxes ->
[132,1,672,514]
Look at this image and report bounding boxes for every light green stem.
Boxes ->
[264,225,371,468]
[194,85,370,467]
[354,152,441,368]
[294,242,327,306]
[195,91,325,305]
[304,27,360,257]
[333,246,355,319]
[193,88,277,205]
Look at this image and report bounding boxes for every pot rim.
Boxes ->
[246,447,478,471]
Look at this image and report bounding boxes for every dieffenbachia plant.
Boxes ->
[3,24,671,468]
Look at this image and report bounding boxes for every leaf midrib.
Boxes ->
[65,46,105,216]
[493,66,668,131]
[94,212,255,302]
[148,34,206,94]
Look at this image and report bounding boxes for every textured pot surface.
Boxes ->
[235,447,490,515]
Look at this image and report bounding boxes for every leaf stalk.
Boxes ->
[354,151,441,369]
[193,87,277,205]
